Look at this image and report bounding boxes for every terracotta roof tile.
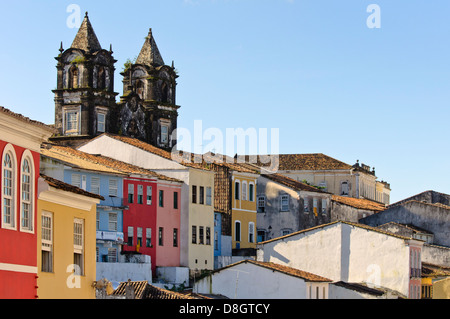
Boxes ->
[262,173,328,194]
[243,153,352,171]
[214,260,332,282]
[40,174,104,200]
[41,143,182,183]
[112,280,200,299]
[0,106,55,132]
[332,195,386,212]
[101,134,212,171]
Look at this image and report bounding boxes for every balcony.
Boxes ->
[96,230,124,244]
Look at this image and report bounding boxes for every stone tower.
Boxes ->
[52,12,118,146]
[118,28,179,150]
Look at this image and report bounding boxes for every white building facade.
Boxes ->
[257,221,424,298]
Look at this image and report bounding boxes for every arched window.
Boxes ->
[68,65,79,89]
[235,220,241,242]
[97,66,106,89]
[248,222,255,243]
[136,80,145,100]
[20,154,33,232]
[2,145,16,229]
[161,82,169,103]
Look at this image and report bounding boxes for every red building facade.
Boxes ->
[0,107,54,298]
[122,175,182,276]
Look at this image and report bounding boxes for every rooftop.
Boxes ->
[211,259,332,283]
[332,195,386,212]
[40,174,104,200]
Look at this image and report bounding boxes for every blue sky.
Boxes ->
[0,0,449,203]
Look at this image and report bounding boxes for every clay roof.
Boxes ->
[70,12,102,53]
[213,259,332,282]
[112,280,200,299]
[422,263,450,277]
[99,133,212,171]
[262,173,328,194]
[243,153,352,171]
[41,143,182,183]
[332,195,386,212]
[259,220,415,245]
[40,174,104,200]
[0,106,55,133]
[135,28,165,67]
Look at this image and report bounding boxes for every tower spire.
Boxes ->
[70,12,102,53]
[135,28,164,67]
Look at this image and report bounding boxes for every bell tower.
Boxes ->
[118,28,179,150]
[52,12,118,146]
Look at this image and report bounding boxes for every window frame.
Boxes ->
[2,144,17,230]
[280,194,289,212]
[20,152,34,233]
[63,106,81,136]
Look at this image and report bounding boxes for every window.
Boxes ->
[192,226,197,244]
[64,109,80,135]
[68,65,78,89]
[147,186,152,205]
[128,184,134,203]
[73,218,84,275]
[41,212,53,273]
[21,158,33,231]
[91,177,100,194]
[206,187,212,206]
[249,183,254,202]
[173,191,178,209]
[257,196,265,213]
[108,213,117,231]
[215,230,219,250]
[304,198,309,213]
[173,228,178,247]
[97,113,106,133]
[199,186,204,204]
[127,226,133,246]
[97,66,106,89]
[137,227,143,248]
[109,179,118,197]
[341,181,349,196]
[192,185,197,204]
[137,185,143,204]
[159,227,163,246]
[313,198,318,216]
[2,148,16,228]
[206,227,211,245]
[235,182,240,200]
[146,228,152,247]
[161,125,169,144]
[280,195,289,212]
[242,182,247,200]
[108,248,117,263]
[199,226,204,244]
[159,190,164,207]
[322,199,327,214]
[282,229,291,236]
[248,222,255,243]
[71,173,81,188]
[235,221,241,242]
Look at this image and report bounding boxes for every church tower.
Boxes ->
[52,12,118,146]
[118,28,179,150]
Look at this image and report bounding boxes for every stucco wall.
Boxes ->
[258,222,416,296]
[195,262,309,299]
[361,201,450,247]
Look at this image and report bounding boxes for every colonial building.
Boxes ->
[0,106,54,299]
[257,221,424,299]
[52,13,179,150]
[256,173,332,242]
[37,174,102,299]
[246,154,391,205]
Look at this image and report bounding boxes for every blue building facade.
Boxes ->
[63,169,125,263]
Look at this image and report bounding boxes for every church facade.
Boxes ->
[52,13,179,150]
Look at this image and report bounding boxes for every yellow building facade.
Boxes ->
[231,171,258,250]
[37,175,102,299]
